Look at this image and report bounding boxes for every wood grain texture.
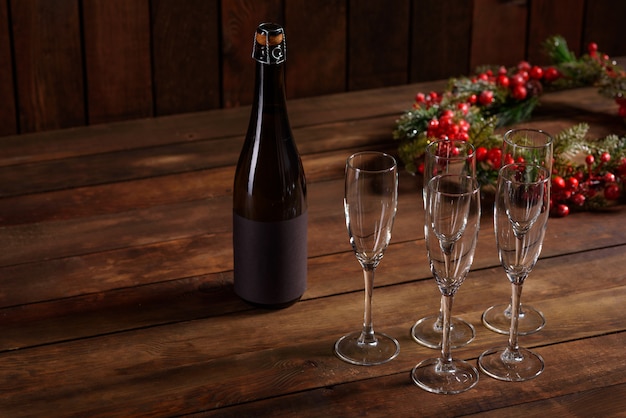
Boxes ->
[348,0,410,90]
[221,0,283,107]
[0,0,16,135]
[151,0,221,115]
[410,0,473,81]
[0,71,625,416]
[471,0,527,68]
[527,0,585,65]
[583,0,626,57]
[1,2,625,136]
[10,0,84,133]
[83,0,152,123]
[285,0,347,98]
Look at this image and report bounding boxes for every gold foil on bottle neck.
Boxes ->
[256,31,283,46]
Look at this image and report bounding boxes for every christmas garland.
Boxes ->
[393,36,626,217]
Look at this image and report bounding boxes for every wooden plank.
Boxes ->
[0,172,419,267]
[0,286,623,416]
[0,140,391,225]
[348,0,410,90]
[471,0,527,68]
[410,0,473,81]
[464,382,626,417]
[1,165,624,307]
[82,0,152,124]
[10,0,84,133]
[527,0,585,65]
[1,233,624,351]
[285,0,347,98]
[0,0,16,136]
[196,333,626,417]
[220,0,283,107]
[0,79,445,167]
[2,83,623,200]
[583,0,626,57]
[0,115,397,198]
[151,0,221,116]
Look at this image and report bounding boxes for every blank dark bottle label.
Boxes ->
[233,212,307,307]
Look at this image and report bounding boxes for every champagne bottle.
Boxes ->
[233,23,307,308]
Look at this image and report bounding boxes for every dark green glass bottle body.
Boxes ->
[233,24,307,309]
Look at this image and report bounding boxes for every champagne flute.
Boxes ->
[478,163,550,381]
[412,140,477,349]
[482,128,553,335]
[411,174,481,394]
[334,152,400,366]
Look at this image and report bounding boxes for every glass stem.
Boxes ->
[440,294,454,364]
[358,265,377,345]
[508,282,523,353]
[434,300,444,331]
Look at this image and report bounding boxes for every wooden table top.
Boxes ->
[1,79,625,417]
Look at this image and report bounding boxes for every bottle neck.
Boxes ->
[253,62,287,110]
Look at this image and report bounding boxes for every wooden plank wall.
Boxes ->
[0,0,624,137]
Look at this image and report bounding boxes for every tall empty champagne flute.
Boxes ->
[411,174,481,394]
[478,163,550,381]
[412,140,477,349]
[334,152,400,366]
[482,128,553,335]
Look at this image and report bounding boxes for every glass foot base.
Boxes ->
[482,303,545,335]
[334,331,400,366]
[411,357,479,394]
[478,346,544,382]
[411,315,475,349]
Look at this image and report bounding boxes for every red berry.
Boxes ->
[517,61,531,72]
[476,146,488,162]
[487,148,502,168]
[604,183,621,200]
[573,171,585,182]
[600,152,611,163]
[586,155,595,165]
[497,75,510,88]
[504,154,515,165]
[510,73,525,86]
[529,66,543,80]
[415,92,426,103]
[417,162,425,175]
[603,172,616,183]
[512,84,527,100]
[619,105,626,118]
[554,203,570,217]
[468,94,477,104]
[543,67,560,82]
[567,177,579,190]
[572,193,586,206]
[498,66,508,75]
[552,176,566,190]
[588,42,598,54]
[457,102,470,115]
[478,90,494,106]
